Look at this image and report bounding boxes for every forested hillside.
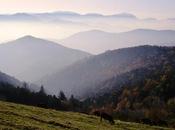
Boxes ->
[40,46,175,97]
[82,46,175,128]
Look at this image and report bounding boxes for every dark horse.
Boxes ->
[92,110,115,124]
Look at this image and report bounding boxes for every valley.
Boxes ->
[0,1,175,130]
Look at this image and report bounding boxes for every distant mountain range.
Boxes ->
[1,11,175,23]
[1,29,175,98]
[0,11,174,28]
[38,45,175,97]
[0,12,137,22]
[0,36,90,82]
[60,29,175,54]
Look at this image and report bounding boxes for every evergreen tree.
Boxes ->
[58,91,67,101]
[39,85,46,95]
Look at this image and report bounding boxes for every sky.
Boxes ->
[0,0,175,43]
[0,0,175,19]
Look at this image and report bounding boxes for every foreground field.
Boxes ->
[0,101,172,130]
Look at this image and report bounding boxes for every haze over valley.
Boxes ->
[0,0,175,129]
[0,36,90,82]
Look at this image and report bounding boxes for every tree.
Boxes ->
[39,85,46,95]
[69,94,82,112]
[22,82,28,89]
[58,91,67,101]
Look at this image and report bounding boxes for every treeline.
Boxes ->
[0,83,82,112]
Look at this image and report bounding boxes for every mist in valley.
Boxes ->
[0,0,175,129]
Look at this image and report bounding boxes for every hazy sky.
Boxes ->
[0,0,175,19]
[0,0,175,43]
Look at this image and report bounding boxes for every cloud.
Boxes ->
[0,13,39,22]
[0,11,138,22]
[0,11,175,43]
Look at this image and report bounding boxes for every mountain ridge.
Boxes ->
[0,36,91,82]
[38,45,175,97]
[60,29,175,54]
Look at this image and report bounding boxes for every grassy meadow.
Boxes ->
[0,101,173,130]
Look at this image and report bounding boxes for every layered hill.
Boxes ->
[60,29,175,54]
[0,36,90,82]
[39,45,175,97]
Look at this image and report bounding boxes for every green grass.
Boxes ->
[0,101,173,130]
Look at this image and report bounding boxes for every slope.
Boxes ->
[0,36,91,82]
[0,71,22,87]
[0,101,171,130]
[39,45,175,97]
